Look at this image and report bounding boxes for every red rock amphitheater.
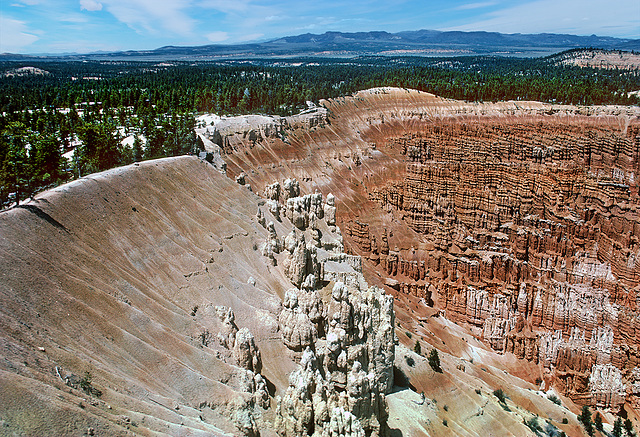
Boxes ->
[1,87,639,436]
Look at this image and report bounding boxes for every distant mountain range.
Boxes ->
[3,30,639,61]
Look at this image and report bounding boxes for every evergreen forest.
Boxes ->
[1,53,639,207]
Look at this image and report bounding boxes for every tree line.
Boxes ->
[1,53,639,207]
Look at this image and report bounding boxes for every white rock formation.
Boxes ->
[258,182,395,435]
[324,193,336,227]
[276,280,394,436]
[234,327,263,374]
[264,181,281,201]
[282,178,300,201]
[261,221,282,265]
[588,363,626,408]
[278,273,393,434]
[278,289,320,352]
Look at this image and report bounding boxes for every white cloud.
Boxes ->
[445,0,640,37]
[60,13,90,23]
[236,32,264,42]
[99,0,196,35]
[0,16,38,53]
[206,31,228,42]
[454,2,497,10]
[195,0,280,43]
[80,0,103,11]
[197,0,253,13]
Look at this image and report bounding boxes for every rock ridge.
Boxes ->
[257,179,395,436]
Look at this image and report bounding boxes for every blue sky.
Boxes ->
[1,0,638,54]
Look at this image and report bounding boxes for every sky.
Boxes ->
[1,0,639,54]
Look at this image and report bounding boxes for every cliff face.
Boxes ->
[357,120,640,409]
[219,87,640,411]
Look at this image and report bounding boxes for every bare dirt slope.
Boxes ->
[0,157,294,436]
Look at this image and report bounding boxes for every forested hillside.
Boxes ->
[1,53,639,207]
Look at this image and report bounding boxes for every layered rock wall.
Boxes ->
[352,121,640,408]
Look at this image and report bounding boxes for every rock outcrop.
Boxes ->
[204,108,328,154]
[193,305,270,433]
[279,288,322,351]
[234,327,263,374]
[588,364,626,409]
[260,182,395,436]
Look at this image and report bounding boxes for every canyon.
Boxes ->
[215,88,640,415]
[0,87,639,436]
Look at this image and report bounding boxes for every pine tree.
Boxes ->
[1,122,30,204]
[77,122,122,173]
[132,136,143,162]
[31,134,64,187]
[613,418,623,437]
[578,405,594,437]
[625,419,635,437]
[594,412,603,432]
[428,348,442,373]
[413,340,421,355]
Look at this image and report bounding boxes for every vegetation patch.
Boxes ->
[428,348,442,373]
[79,371,102,397]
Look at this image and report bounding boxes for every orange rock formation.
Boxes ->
[219,88,640,410]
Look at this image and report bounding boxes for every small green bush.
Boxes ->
[475,388,481,395]
[545,421,559,436]
[442,419,448,427]
[413,340,421,355]
[493,388,507,404]
[547,394,561,406]
[525,417,542,433]
[79,372,102,397]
